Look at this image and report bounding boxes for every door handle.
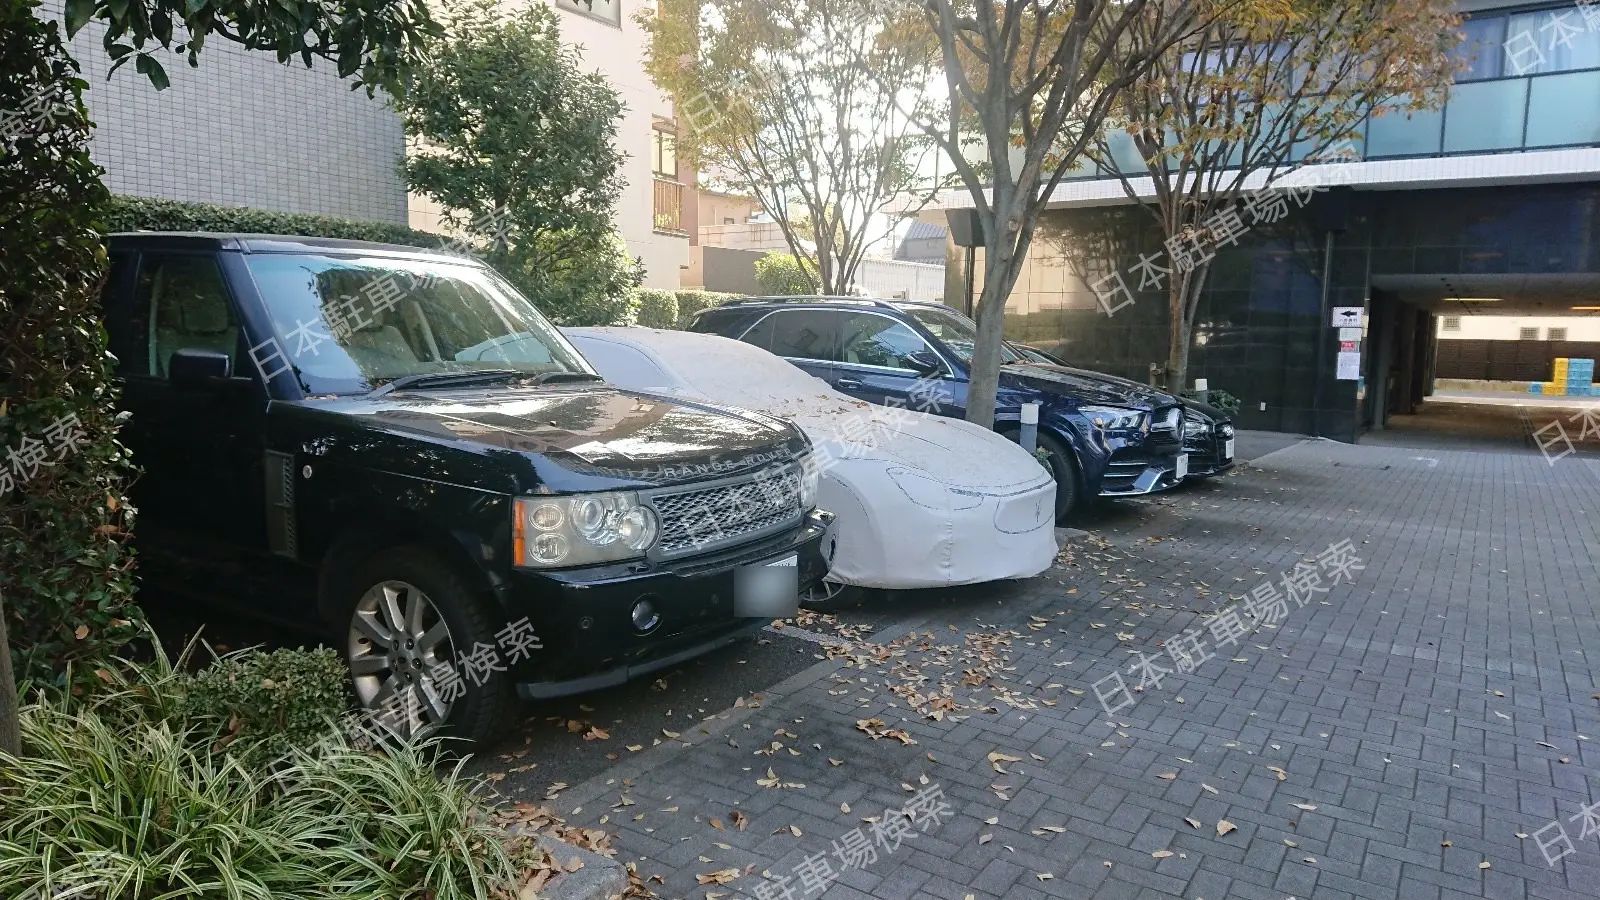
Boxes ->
[836,377,863,390]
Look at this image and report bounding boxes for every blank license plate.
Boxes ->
[1224,438,1235,459]
[734,554,799,617]
[1175,454,1189,479]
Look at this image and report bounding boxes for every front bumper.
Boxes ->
[1182,425,1237,478]
[1096,435,1187,496]
[504,508,834,699]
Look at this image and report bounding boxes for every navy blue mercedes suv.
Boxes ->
[688,297,1188,518]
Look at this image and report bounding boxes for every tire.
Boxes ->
[1034,431,1082,521]
[341,545,517,747]
[801,579,867,612]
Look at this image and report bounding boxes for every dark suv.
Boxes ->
[100,233,834,744]
[689,297,1187,518]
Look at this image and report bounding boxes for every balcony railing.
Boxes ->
[1069,66,1600,185]
[653,178,685,234]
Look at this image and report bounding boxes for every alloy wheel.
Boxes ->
[348,579,456,739]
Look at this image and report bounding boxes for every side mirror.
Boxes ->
[905,349,943,377]
[168,348,233,388]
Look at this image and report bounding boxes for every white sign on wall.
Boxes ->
[1332,307,1364,328]
[1335,351,1362,380]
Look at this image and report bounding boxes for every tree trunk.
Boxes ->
[0,592,21,757]
[964,247,1014,429]
[1164,265,1208,392]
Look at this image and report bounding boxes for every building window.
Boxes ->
[651,128,676,179]
[1442,316,1461,331]
[1548,327,1568,341]
[555,0,620,27]
[1519,327,1541,340]
[1452,5,1600,81]
[723,217,735,225]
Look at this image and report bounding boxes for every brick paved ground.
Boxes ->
[505,440,1600,900]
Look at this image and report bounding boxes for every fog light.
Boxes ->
[630,597,660,633]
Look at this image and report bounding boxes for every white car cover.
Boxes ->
[563,326,1058,590]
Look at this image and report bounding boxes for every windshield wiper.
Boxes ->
[366,369,521,398]
[527,371,604,385]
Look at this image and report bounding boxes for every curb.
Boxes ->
[503,832,629,900]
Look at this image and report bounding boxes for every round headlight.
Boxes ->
[619,506,658,551]
[572,498,608,540]
[528,502,564,531]
[529,532,567,564]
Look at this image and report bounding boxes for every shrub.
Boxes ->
[1181,388,1242,416]
[175,646,352,767]
[0,642,540,900]
[492,231,644,326]
[634,289,679,328]
[1,0,142,695]
[102,195,448,249]
[754,251,817,296]
[674,289,740,326]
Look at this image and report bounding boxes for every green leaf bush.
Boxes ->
[674,289,739,326]
[174,646,352,768]
[634,289,679,328]
[1,0,142,693]
[103,195,449,249]
[753,251,818,296]
[0,641,536,900]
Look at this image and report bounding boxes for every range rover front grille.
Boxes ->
[648,469,803,557]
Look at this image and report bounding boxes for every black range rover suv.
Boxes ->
[101,233,834,744]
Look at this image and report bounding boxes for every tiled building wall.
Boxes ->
[39,1,409,224]
[960,183,1600,438]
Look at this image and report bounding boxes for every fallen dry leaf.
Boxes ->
[696,868,740,885]
[1201,783,1219,795]
[1291,803,1317,811]
[1151,850,1174,859]
[1157,772,1177,780]
[1216,820,1237,836]
[1267,766,1288,781]
[1184,817,1201,829]
[731,810,748,831]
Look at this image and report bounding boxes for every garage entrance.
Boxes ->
[1360,272,1600,458]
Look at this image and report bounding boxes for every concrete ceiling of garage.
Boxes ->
[1369,272,1600,316]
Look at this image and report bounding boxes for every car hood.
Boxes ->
[1003,362,1179,409]
[794,404,1051,494]
[297,384,802,489]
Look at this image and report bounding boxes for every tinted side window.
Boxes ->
[838,313,934,370]
[743,310,839,362]
[128,254,239,378]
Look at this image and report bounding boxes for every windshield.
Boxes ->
[242,253,595,394]
[902,305,1022,365]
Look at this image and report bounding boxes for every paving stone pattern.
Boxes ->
[550,441,1600,900]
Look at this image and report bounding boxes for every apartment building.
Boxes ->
[935,0,1600,439]
[46,0,690,289]
[44,0,409,224]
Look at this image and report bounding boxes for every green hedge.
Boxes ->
[674,289,739,325]
[102,195,449,249]
[634,289,679,328]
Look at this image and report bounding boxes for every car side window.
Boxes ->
[742,310,839,363]
[126,254,240,379]
[838,313,936,371]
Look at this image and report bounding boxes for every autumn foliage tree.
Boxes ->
[641,0,948,295]
[1092,0,1461,390]
[896,0,1211,429]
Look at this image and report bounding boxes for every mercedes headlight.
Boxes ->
[513,491,658,567]
[1079,405,1146,432]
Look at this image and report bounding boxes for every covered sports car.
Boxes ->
[563,327,1059,607]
